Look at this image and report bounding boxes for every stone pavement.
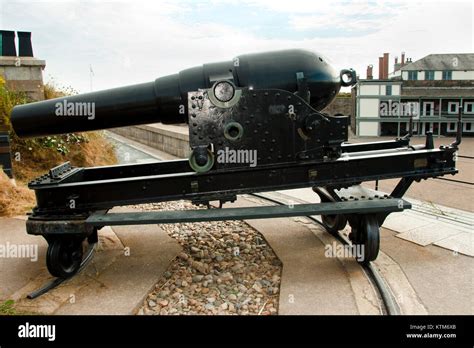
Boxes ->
[0,207,181,314]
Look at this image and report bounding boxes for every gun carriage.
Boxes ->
[11,49,460,281]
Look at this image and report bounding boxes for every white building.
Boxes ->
[355,53,474,137]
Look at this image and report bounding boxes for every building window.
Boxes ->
[464,102,474,114]
[407,71,418,80]
[448,102,459,114]
[386,85,392,96]
[422,102,435,116]
[448,122,457,132]
[425,71,435,80]
[442,71,452,80]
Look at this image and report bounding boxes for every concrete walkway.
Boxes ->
[1,207,181,315]
[268,187,473,314]
[222,196,382,315]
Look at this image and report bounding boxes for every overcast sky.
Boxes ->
[1,0,472,93]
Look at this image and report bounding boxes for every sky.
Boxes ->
[0,0,472,93]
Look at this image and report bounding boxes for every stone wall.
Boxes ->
[111,124,190,158]
[0,56,46,101]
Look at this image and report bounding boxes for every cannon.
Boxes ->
[12,49,354,137]
[10,49,460,294]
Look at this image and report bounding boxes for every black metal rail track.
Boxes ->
[434,177,474,185]
[26,242,96,299]
[249,192,399,315]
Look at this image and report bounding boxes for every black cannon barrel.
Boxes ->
[11,49,352,138]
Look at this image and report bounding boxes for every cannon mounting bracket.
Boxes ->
[188,84,348,172]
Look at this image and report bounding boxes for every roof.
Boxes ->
[401,53,474,71]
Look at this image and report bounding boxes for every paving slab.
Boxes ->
[396,223,465,246]
[379,228,474,314]
[0,217,48,301]
[4,207,181,315]
[434,232,474,257]
[382,213,433,233]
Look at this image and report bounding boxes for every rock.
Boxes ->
[201,288,210,294]
[148,300,157,307]
[205,303,215,310]
[159,290,170,297]
[231,263,244,273]
[220,272,233,282]
[207,297,216,303]
[159,300,169,307]
[163,271,172,279]
[215,255,224,262]
[192,275,204,282]
[228,294,237,301]
[181,280,189,287]
[220,302,228,310]
[191,246,200,253]
[178,252,189,261]
[191,261,208,274]
[237,284,247,292]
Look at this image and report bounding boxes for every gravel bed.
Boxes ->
[134,200,282,315]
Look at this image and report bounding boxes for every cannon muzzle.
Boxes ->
[11,49,356,138]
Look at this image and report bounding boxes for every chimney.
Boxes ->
[0,30,17,56]
[401,52,405,66]
[18,31,33,57]
[378,56,384,79]
[394,56,401,72]
[366,64,373,79]
[383,52,389,79]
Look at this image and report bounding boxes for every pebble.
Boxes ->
[205,303,215,310]
[178,252,189,261]
[192,275,204,282]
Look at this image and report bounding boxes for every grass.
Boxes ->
[0,299,16,315]
[0,299,39,315]
[0,78,117,217]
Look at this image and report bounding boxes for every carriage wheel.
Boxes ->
[321,214,347,235]
[357,214,380,264]
[46,237,84,278]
